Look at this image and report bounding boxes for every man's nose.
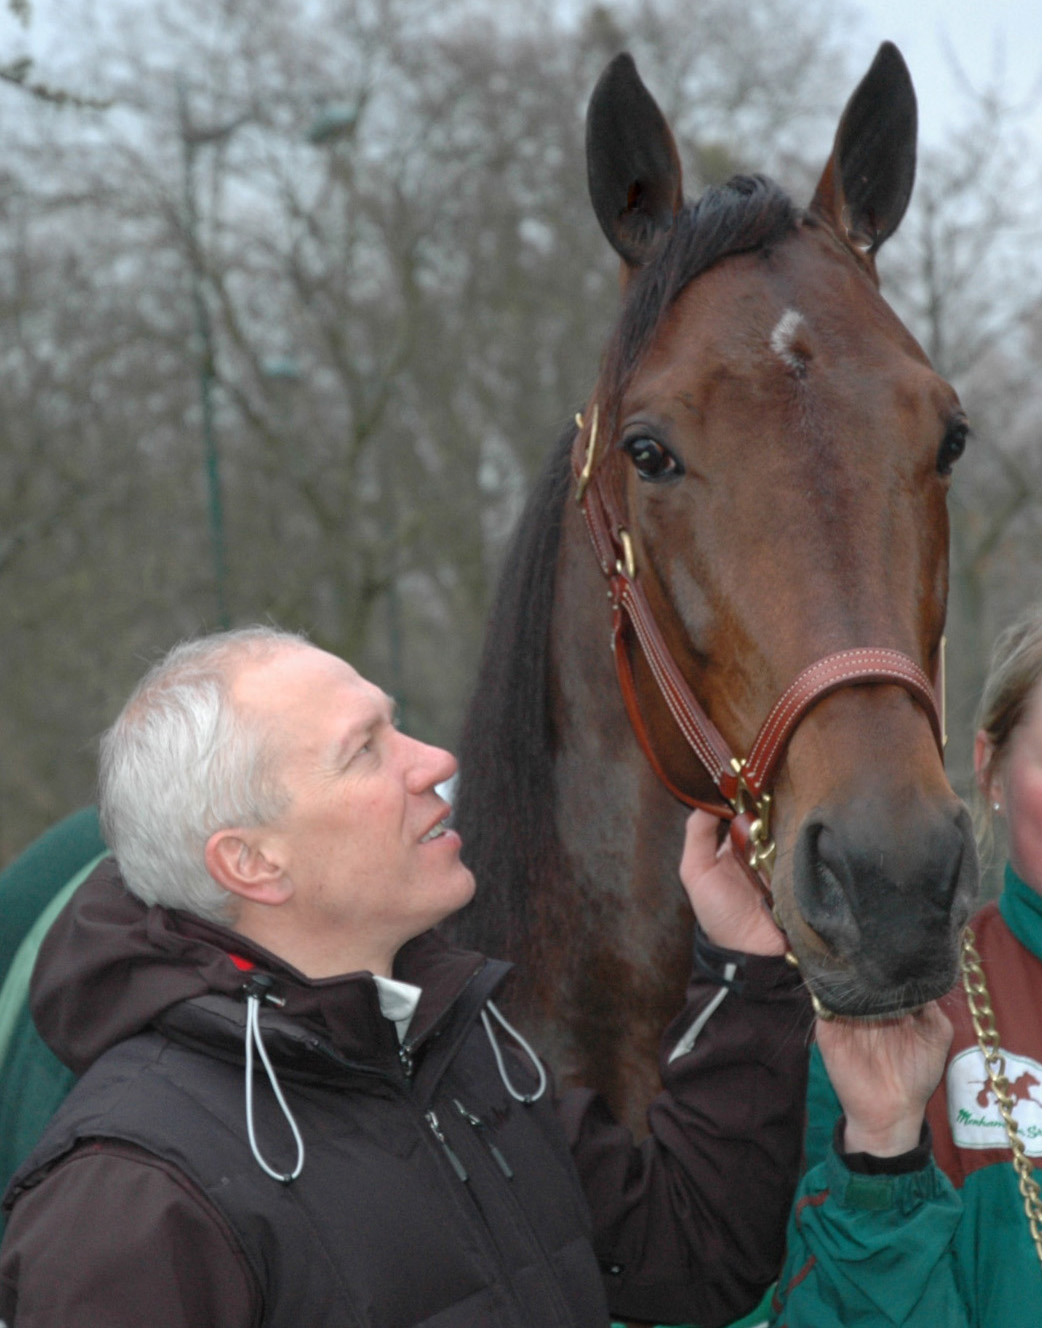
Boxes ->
[405,736,457,791]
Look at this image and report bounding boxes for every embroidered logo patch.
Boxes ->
[947,1046,1042,1154]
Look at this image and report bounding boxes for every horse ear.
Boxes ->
[809,42,917,259]
[586,53,683,269]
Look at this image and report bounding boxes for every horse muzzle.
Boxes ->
[780,795,978,1017]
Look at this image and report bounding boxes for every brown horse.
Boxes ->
[451,44,979,1128]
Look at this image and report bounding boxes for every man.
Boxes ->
[0,626,812,1327]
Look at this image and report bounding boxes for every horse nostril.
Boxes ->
[933,804,974,915]
[793,822,861,951]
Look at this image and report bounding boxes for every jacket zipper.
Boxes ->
[452,1098,514,1179]
[449,1095,578,1326]
[425,1109,469,1183]
[418,1103,539,1326]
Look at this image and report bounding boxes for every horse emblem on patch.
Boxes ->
[947,1046,1042,1154]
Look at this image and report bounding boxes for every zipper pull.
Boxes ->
[452,1098,513,1179]
[425,1110,468,1183]
[398,1043,414,1078]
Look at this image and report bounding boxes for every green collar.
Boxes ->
[998,862,1042,960]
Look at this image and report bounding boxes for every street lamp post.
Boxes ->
[177,79,241,629]
[308,100,409,721]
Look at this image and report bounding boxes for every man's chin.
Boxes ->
[438,864,477,923]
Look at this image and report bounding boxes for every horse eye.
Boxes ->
[937,422,969,476]
[624,436,682,482]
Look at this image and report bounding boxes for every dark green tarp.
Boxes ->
[0,808,106,1229]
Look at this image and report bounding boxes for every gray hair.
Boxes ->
[98,625,309,923]
[974,603,1042,857]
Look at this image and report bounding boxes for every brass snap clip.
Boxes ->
[574,404,599,504]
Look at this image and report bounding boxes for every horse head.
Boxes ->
[579,44,978,1017]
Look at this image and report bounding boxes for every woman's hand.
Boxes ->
[678,809,787,956]
[816,1003,953,1156]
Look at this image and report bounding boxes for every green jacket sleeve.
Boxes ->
[770,1148,967,1327]
[802,1042,841,1174]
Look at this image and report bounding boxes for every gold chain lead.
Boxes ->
[960,925,1042,1268]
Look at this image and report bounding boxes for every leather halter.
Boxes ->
[570,406,945,896]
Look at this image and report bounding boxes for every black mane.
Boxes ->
[449,423,572,955]
[449,175,798,957]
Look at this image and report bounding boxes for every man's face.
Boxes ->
[234,644,475,970]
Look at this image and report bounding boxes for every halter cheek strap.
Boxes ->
[571,409,945,895]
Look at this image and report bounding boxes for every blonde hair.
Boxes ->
[974,604,1042,859]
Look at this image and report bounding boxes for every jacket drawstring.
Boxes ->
[243,981,305,1183]
[481,1000,547,1104]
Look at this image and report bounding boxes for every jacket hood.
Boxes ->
[31,857,496,1077]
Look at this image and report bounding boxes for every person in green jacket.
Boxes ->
[0,807,107,1222]
[773,602,1042,1326]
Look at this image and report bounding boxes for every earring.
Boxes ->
[993,802,1002,814]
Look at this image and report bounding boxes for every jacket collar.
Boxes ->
[163,907,506,1071]
[999,862,1042,962]
[32,858,507,1078]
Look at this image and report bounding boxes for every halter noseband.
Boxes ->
[571,406,945,899]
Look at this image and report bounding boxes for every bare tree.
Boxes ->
[870,79,1042,833]
[4,0,1041,868]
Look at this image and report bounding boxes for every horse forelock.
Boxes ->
[449,426,574,960]
[598,174,799,431]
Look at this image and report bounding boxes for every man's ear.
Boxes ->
[973,729,1000,806]
[204,828,293,907]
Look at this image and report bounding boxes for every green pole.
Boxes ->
[179,78,230,630]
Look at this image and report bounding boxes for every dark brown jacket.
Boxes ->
[1,861,812,1327]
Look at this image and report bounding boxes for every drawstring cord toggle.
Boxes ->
[481,1000,548,1105]
[242,974,305,1184]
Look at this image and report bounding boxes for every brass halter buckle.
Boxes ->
[616,528,636,581]
[574,405,599,504]
[730,757,776,877]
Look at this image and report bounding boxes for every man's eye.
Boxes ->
[624,436,683,482]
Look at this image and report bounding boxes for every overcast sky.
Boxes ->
[3,0,1039,152]
[852,0,1042,146]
